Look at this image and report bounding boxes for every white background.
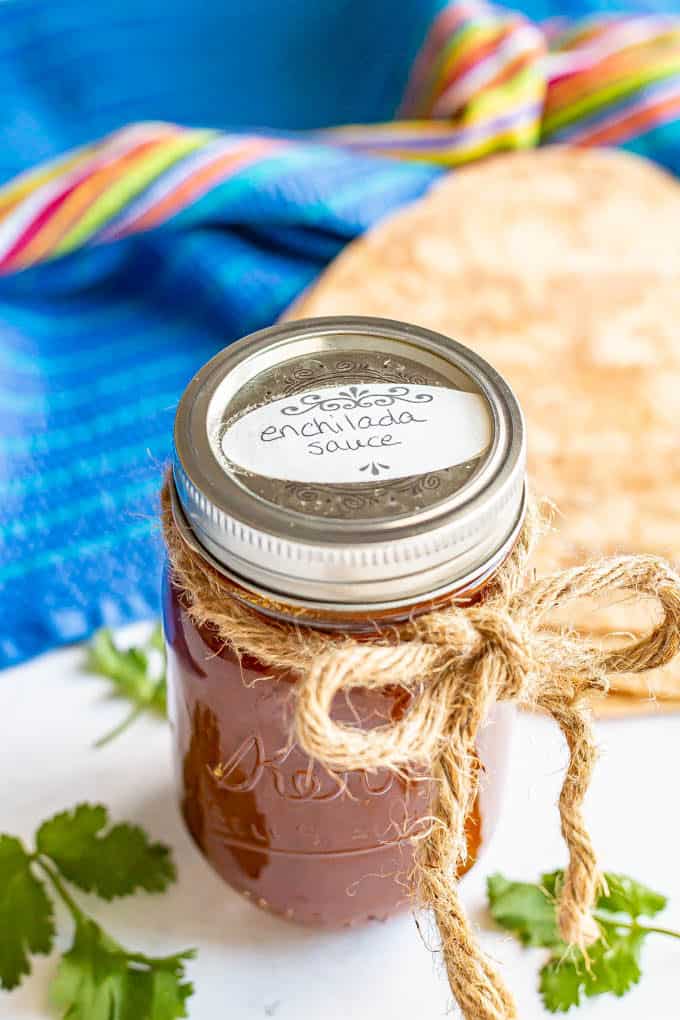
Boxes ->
[1,625,678,1020]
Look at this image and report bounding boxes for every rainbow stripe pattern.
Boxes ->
[325,5,680,164]
[1,7,680,274]
[2,2,680,668]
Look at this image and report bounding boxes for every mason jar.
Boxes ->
[163,316,526,927]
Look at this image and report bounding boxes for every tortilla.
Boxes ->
[287,147,680,712]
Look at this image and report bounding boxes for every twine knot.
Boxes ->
[465,606,534,699]
[161,479,680,1020]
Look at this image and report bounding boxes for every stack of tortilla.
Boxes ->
[286,148,680,716]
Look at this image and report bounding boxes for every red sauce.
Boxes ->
[163,571,512,928]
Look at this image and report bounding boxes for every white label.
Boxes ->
[219,384,490,484]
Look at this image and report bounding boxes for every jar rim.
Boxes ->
[173,315,526,607]
[169,476,527,618]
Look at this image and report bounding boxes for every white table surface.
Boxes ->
[1,624,678,1020]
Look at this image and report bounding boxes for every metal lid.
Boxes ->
[172,316,526,611]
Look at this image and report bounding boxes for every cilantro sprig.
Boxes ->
[87,626,167,746]
[488,869,680,1012]
[0,803,194,1019]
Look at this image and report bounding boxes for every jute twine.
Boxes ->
[161,479,680,1020]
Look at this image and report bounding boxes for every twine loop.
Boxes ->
[161,479,680,1020]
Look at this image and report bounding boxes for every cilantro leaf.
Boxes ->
[598,873,667,920]
[88,626,166,716]
[1,804,192,1015]
[0,835,55,989]
[541,869,667,921]
[539,952,584,1013]
[540,870,563,898]
[490,869,679,1013]
[539,927,644,1012]
[487,873,562,947]
[583,925,644,998]
[37,804,175,900]
[50,917,194,1020]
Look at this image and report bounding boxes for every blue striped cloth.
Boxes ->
[0,146,438,667]
[1,0,679,669]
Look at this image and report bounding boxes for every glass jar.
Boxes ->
[163,316,525,928]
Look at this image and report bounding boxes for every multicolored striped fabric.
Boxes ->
[0,126,288,273]
[326,6,680,164]
[327,3,548,162]
[0,143,439,667]
[1,6,679,277]
[543,14,680,146]
[2,2,680,668]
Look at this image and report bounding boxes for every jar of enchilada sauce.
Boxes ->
[164,316,526,928]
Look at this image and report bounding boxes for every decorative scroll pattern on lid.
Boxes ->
[216,349,491,518]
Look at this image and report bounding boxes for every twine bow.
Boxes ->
[162,481,680,1020]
